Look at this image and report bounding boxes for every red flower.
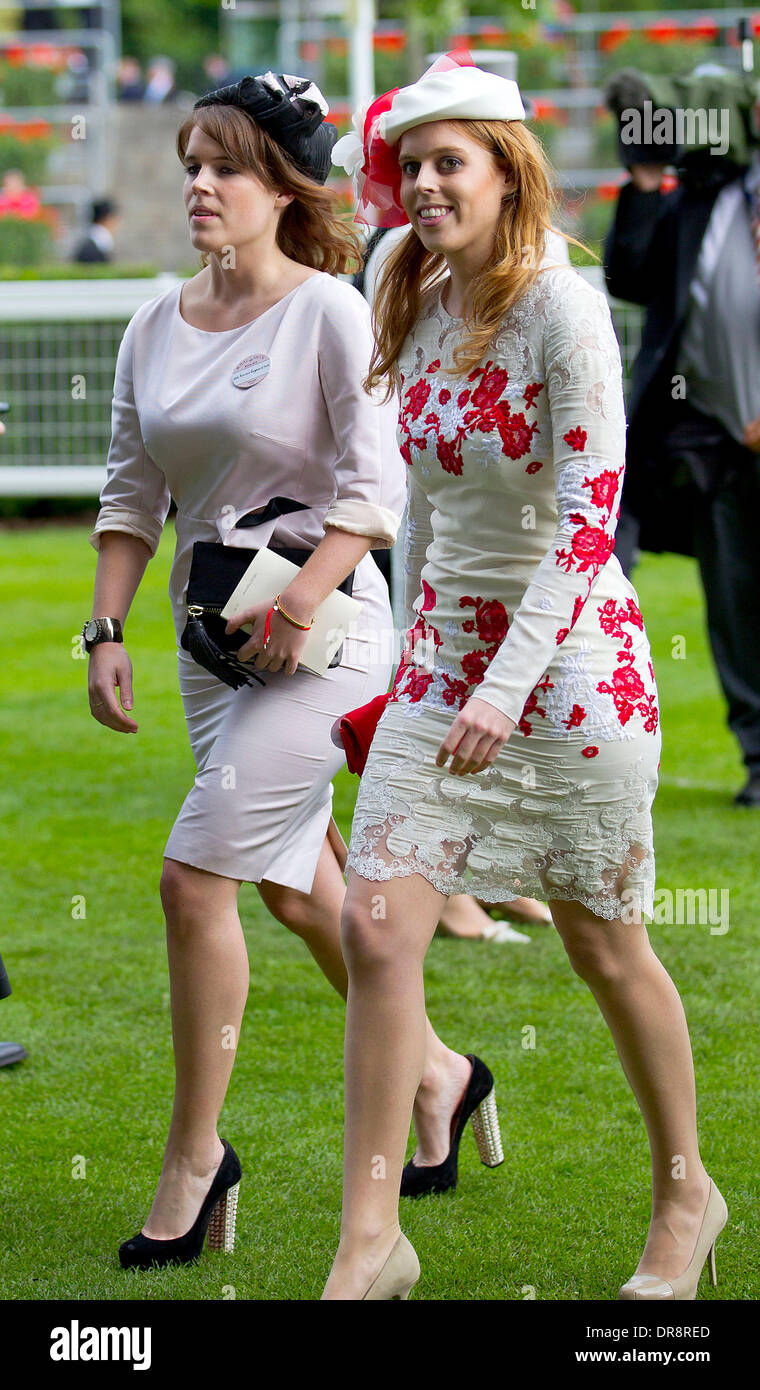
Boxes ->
[440,673,470,708]
[612,666,645,702]
[524,381,544,409]
[563,426,588,452]
[494,409,539,461]
[471,362,509,409]
[436,436,464,475]
[420,578,436,613]
[475,599,509,645]
[404,668,434,701]
[405,379,431,421]
[581,745,599,758]
[461,644,497,683]
[570,594,585,628]
[461,649,492,684]
[517,675,553,737]
[555,627,569,644]
[459,595,509,645]
[526,459,543,474]
[564,704,587,729]
[438,388,451,404]
[426,359,440,373]
[584,467,622,518]
[556,521,614,576]
[638,693,659,733]
[457,389,471,408]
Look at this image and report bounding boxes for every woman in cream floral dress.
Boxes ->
[323,55,727,1302]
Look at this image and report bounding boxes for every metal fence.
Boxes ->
[0,267,643,495]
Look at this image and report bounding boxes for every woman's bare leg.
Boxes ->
[322,866,447,1300]
[550,897,711,1280]
[260,834,474,1166]
[141,858,249,1239]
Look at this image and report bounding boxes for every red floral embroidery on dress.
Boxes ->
[584,469,623,519]
[526,459,543,474]
[637,692,659,733]
[405,379,431,422]
[564,703,587,729]
[459,595,510,645]
[524,381,544,410]
[399,361,540,477]
[554,466,623,582]
[555,591,590,645]
[435,435,465,475]
[456,595,510,694]
[597,597,644,649]
[582,745,599,758]
[389,582,444,706]
[564,426,588,452]
[556,516,615,577]
[518,674,554,737]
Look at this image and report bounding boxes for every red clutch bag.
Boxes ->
[331,692,391,775]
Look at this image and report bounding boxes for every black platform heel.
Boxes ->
[119,1138,242,1270]
[400,1054,504,1197]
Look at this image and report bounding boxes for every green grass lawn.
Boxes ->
[1,522,757,1301]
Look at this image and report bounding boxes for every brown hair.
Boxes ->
[176,104,362,277]
[366,117,596,397]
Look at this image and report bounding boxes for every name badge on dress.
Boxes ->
[231,354,271,389]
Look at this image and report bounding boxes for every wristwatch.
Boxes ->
[81,616,124,653]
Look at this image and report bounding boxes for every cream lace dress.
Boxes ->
[344,264,661,920]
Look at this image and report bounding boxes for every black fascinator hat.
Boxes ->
[194,71,338,184]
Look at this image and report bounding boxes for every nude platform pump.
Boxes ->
[618,1179,727,1300]
[362,1233,421,1300]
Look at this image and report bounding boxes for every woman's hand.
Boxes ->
[225,599,310,675]
[88,644,138,733]
[436,697,516,776]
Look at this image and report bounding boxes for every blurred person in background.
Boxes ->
[72,196,121,263]
[117,56,145,103]
[604,70,760,808]
[0,169,41,219]
[201,54,234,94]
[143,56,177,104]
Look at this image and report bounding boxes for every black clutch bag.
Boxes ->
[180,498,356,690]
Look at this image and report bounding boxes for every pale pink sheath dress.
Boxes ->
[89,271,407,893]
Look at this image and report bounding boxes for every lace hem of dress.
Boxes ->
[345,753,657,922]
[344,841,653,921]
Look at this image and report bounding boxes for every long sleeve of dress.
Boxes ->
[88,313,171,556]
[317,283,406,549]
[473,277,627,726]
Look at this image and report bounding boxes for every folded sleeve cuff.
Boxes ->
[88,507,163,557]
[322,498,401,549]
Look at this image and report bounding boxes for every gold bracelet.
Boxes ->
[274,593,314,631]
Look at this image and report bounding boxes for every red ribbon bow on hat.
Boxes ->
[332,49,476,228]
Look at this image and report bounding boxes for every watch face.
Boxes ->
[84,620,99,643]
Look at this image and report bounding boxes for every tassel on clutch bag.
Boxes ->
[181,540,355,690]
[180,495,355,691]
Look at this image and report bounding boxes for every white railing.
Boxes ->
[0,267,641,497]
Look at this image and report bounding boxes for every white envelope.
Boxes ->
[220,546,362,677]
